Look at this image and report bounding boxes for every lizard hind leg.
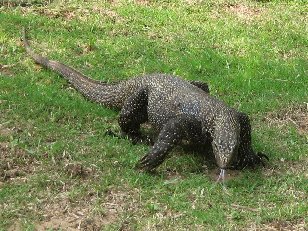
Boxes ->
[118,87,148,144]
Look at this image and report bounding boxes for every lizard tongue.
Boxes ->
[216,168,226,186]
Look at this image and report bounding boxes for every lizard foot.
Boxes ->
[256,152,269,167]
[234,151,269,169]
[135,154,161,172]
[245,152,269,169]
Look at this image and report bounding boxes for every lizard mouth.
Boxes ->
[215,153,234,169]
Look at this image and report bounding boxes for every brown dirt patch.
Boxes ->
[0,142,38,183]
[65,162,95,178]
[264,158,308,179]
[184,0,203,5]
[27,6,122,23]
[107,0,120,6]
[246,218,306,231]
[164,168,184,182]
[226,3,263,22]
[0,64,15,77]
[134,0,150,6]
[0,124,38,182]
[32,187,142,230]
[104,187,141,215]
[35,198,116,230]
[0,0,51,8]
[264,103,308,135]
[34,8,82,21]
[0,127,13,136]
[287,160,308,178]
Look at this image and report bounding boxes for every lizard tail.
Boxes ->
[22,28,125,109]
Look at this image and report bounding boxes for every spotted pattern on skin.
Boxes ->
[23,30,268,172]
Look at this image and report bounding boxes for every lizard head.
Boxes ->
[212,113,240,169]
[212,131,239,169]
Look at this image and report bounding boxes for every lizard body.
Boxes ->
[23,29,267,171]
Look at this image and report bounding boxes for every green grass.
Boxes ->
[0,0,307,230]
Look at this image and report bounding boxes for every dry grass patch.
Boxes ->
[19,4,122,23]
[64,162,96,179]
[0,0,51,8]
[33,186,143,230]
[29,7,91,21]
[0,123,39,183]
[226,3,263,22]
[35,197,116,230]
[0,142,38,183]
[281,159,308,178]
[7,194,117,230]
[265,103,308,135]
[0,123,40,183]
[246,218,306,231]
[263,160,307,178]
[184,0,204,5]
[0,64,15,77]
[134,0,150,6]
[104,187,141,217]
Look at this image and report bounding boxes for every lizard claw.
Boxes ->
[245,152,269,168]
[136,155,154,171]
[257,152,269,161]
[135,154,161,172]
[234,151,269,169]
[256,152,269,167]
[105,129,118,137]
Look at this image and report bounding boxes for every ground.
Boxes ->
[0,0,307,230]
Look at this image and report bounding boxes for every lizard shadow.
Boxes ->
[105,125,269,180]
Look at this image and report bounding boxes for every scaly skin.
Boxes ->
[22,28,268,171]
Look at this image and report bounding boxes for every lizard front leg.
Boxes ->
[136,115,203,171]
